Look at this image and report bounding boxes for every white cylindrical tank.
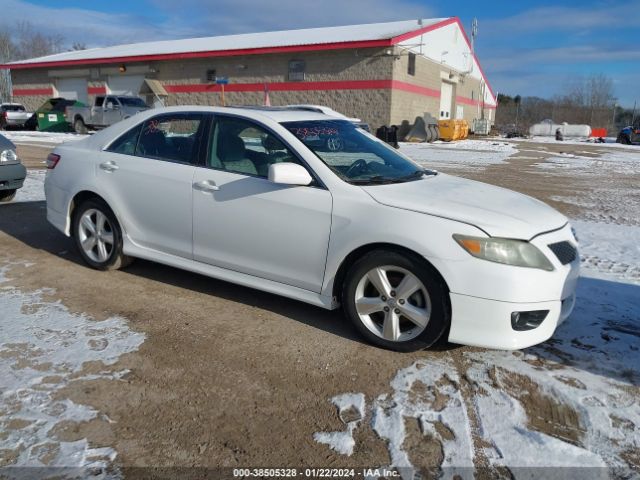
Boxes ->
[529,120,591,137]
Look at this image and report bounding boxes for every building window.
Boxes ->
[288,60,305,81]
[206,69,217,83]
[408,52,416,76]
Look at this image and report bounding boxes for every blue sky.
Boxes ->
[4,0,639,106]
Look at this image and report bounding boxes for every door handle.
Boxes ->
[99,161,119,172]
[193,180,220,192]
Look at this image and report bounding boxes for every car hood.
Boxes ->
[361,173,567,240]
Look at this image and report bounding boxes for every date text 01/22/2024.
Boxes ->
[232,468,400,478]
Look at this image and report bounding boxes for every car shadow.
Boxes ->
[0,200,363,345]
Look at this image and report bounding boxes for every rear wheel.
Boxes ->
[0,189,16,203]
[342,250,449,352]
[73,198,132,270]
[74,118,88,134]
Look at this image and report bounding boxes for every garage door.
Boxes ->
[107,75,145,96]
[56,77,88,104]
[439,82,453,120]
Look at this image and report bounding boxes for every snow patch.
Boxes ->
[0,261,144,475]
[400,140,516,170]
[313,393,365,456]
[3,131,88,145]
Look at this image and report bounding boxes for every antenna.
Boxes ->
[471,18,478,55]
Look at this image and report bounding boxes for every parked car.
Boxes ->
[0,103,32,130]
[0,133,26,202]
[44,106,579,352]
[284,104,371,132]
[66,95,150,134]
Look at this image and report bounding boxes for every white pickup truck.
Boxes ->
[0,103,32,130]
[65,95,150,133]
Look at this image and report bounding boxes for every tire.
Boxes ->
[342,250,450,352]
[72,198,133,270]
[74,118,88,135]
[0,189,16,203]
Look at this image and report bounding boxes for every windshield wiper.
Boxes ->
[348,176,396,185]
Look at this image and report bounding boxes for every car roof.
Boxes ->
[140,105,346,123]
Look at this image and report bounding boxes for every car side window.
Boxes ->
[95,96,104,107]
[106,124,143,155]
[135,114,204,164]
[208,116,301,177]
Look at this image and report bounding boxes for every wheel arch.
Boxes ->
[68,190,117,236]
[331,242,451,304]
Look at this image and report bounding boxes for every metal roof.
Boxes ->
[4,18,448,68]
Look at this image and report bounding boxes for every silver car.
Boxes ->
[0,133,26,202]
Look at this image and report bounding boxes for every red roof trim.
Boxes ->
[88,86,107,95]
[392,16,497,105]
[390,17,457,43]
[0,39,393,70]
[0,19,459,71]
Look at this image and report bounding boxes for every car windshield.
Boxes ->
[282,120,429,184]
[119,97,148,108]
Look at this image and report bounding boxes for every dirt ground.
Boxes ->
[2,138,639,477]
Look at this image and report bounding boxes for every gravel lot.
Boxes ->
[1,134,638,478]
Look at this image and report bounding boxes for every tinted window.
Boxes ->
[209,116,301,177]
[119,97,148,108]
[2,105,25,112]
[95,96,105,107]
[135,114,204,163]
[106,124,143,155]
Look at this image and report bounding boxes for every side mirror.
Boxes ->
[106,102,114,110]
[268,162,313,186]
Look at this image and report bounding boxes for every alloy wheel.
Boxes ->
[354,265,431,342]
[78,209,115,263]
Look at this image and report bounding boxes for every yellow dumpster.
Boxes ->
[438,120,456,141]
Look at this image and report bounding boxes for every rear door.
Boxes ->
[98,112,206,258]
[192,114,333,292]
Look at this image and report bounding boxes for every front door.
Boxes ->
[192,115,332,292]
[97,112,206,258]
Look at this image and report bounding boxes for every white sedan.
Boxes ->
[44,106,579,351]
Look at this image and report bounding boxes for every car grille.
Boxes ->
[548,241,577,265]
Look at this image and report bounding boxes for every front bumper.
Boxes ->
[0,163,27,191]
[446,224,579,350]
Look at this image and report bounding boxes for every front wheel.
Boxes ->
[0,189,16,203]
[342,250,450,352]
[73,199,132,270]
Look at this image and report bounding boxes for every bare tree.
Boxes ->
[0,22,65,102]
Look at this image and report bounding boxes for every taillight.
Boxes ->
[46,153,61,169]
[1,111,6,119]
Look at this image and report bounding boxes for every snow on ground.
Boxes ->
[515,136,640,150]
[535,150,640,175]
[400,140,516,169]
[0,261,144,476]
[2,171,46,205]
[2,131,89,146]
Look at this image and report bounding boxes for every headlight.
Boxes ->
[0,149,18,164]
[453,234,554,271]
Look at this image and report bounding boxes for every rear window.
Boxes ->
[119,97,148,108]
[1,105,25,112]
